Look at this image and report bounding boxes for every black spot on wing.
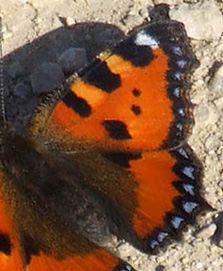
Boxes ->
[79,59,121,93]
[104,151,142,168]
[0,231,11,255]
[114,36,154,67]
[131,105,141,115]
[102,120,131,140]
[132,88,141,97]
[63,89,91,117]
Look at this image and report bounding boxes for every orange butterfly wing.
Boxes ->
[0,183,23,271]
[0,4,208,271]
[48,47,172,151]
[29,4,207,254]
[0,185,134,271]
[27,250,128,271]
[0,160,135,271]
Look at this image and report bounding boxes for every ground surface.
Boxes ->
[1,0,223,270]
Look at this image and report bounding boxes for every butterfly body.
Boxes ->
[0,4,208,271]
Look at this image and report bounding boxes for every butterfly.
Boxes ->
[0,4,209,271]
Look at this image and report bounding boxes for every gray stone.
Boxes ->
[58,48,87,74]
[7,61,24,79]
[14,82,32,99]
[208,65,223,100]
[155,265,166,271]
[195,223,217,239]
[214,97,223,111]
[3,30,13,40]
[181,257,189,264]
[123,14,142,28]
[194,103,218,125]
[195,261,203,269]
[30,62,64,94]
[139,7,149,20]
[205,134,221,151]
[65,16,76,26]
[211,212,223,248]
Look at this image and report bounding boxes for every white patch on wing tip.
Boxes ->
[135,31,159,49]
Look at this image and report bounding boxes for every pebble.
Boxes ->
[65,17,76,26]
[30,62,64,94]
[3,30,13,40]
[214,97,223,110]
[205,189,218,206]
[7,61,24,79]
[194,103,218,125]
[171,2,223,40]
[208,65,223,99]
[216,42,223,53]
[212,212,223,248]
[205,134,221,151]
[191,86,207,104]
[155,265,166,271]
[52,16,63,29]
[58,48,87,74]
[139,8,149,20]
[181,257,190,264]
[1,24,13,40]
[196,261,203,269]
[195,223,217,239]
[14,82,32,99]
[123,14,142,27]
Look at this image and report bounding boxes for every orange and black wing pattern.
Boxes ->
[29,4,207,252]
[0,4,207,271]
[0,167,136,271]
